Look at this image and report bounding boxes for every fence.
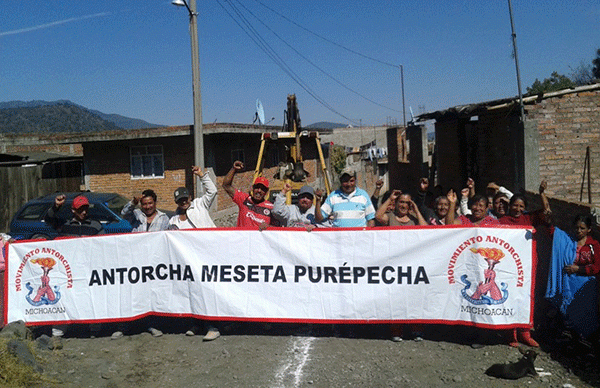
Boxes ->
[0,165,81,233]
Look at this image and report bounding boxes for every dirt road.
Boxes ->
[36,323,599,388]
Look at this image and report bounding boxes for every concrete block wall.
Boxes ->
[527,91,600,206]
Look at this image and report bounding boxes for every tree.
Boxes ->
[570,61,594,86]
[526,71,575,95]
[593,48,600,79]
[330,145,347,175]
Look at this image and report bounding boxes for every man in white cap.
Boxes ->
[168,166,217,230]
[315,167,376,228]
[272,183,322,230]
[168,166,220,341]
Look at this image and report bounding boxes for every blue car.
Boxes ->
[9,192,134,240]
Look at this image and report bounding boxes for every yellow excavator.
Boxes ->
[253,94,332,204]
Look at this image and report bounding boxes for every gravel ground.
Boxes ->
[29,322,600,388]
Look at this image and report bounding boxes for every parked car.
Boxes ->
[9,192,134,240]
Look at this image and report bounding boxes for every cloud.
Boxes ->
[0,12,110,37]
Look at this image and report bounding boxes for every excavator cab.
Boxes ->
[253,95,332,204]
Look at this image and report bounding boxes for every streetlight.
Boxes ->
[172,0,204,196]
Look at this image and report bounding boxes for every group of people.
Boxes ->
[5,160,599,351]
[43,166,219,348]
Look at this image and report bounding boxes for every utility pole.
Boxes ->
[508,0,525,123]
[400,65,406,127]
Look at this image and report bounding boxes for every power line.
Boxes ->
[252,0,399,69]
[232,0,400,113]
[215,0,360,124]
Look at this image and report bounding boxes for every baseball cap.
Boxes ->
[173,187,190,202]
[72,195,89,210]
[340,167,356,178]
[253,177,270,190]
[298,185,314,198]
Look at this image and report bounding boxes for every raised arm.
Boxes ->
[121,196,139,215]
[539,180,550,213]
[371,179,384,210]
[539,180,552,224]
[272,182,292,221]
[120,195,141,225]
[488,182,514,199]
[193,166,217,209]
[44,194,67,230]
[460,188,471,216]
[222,161,243,198]
[314,188,325,222]
[409,199,428,226]
[375,190,399,226]
[467,178,475,198]
[446,189,459,225]
[414,177,430,210]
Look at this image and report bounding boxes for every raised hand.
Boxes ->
[447,189,457,204]
[467,178,474,190]
[419,177,429,192]
[55,194,66,208]
[314,189,324,202]
[192,166,204,177]
[233,161,244,171]
[539,180,547,194]
[487,182,500,192]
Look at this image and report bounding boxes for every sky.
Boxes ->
[1,0,598,128]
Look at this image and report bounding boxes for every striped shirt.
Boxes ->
[320,188,375,228]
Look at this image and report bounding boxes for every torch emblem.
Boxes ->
[460,248,509,305]
[25,257,62,306]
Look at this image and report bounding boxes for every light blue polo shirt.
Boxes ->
[320,188,375,227]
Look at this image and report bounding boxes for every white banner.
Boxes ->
[4,227,535,328]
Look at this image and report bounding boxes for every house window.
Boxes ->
[130,145,164,179]
[231,149,245,165]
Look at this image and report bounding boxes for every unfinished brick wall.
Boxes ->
[527,91,600,205]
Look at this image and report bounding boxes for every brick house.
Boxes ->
[72,123,329,213]
[416,83,600,207]
[0,123,333,228]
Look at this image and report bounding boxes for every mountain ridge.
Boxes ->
[0,100,163,133]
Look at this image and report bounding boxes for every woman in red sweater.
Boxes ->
[498,181,551,347]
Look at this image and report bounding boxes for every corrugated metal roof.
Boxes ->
[415,83,600,122]
[0,151,81,166]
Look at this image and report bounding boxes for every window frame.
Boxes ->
[130,145,165,179]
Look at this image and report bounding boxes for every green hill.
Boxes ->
[0,100,163,133]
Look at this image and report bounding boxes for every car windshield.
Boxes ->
[105,195,130,216]
[16,203,52,221]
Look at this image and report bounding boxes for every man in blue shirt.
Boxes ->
[315,167,375,227]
